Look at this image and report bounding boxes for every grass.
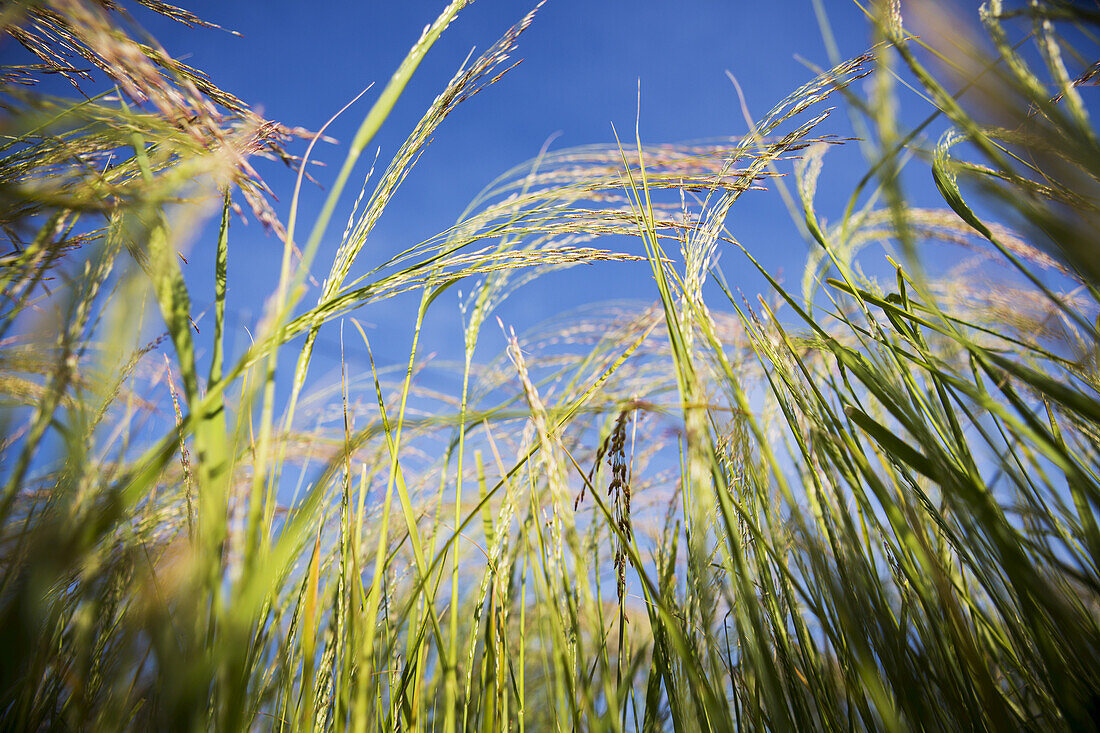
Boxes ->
[2,0,1100,730]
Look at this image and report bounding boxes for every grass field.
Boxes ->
[2,1,1100,730]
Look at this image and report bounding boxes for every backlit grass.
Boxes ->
[2,1,1099,730]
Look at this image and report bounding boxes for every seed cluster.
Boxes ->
[607,411,633,601]
[576,410,634,602]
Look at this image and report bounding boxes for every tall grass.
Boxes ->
[2,0,1099,730]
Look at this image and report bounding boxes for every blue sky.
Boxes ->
[132,1,885,387]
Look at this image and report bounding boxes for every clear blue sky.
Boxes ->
[135,1,883,386]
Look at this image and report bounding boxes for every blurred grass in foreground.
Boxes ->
[2,0,1100,730]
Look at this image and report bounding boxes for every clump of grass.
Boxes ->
[3,0,1100,730]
